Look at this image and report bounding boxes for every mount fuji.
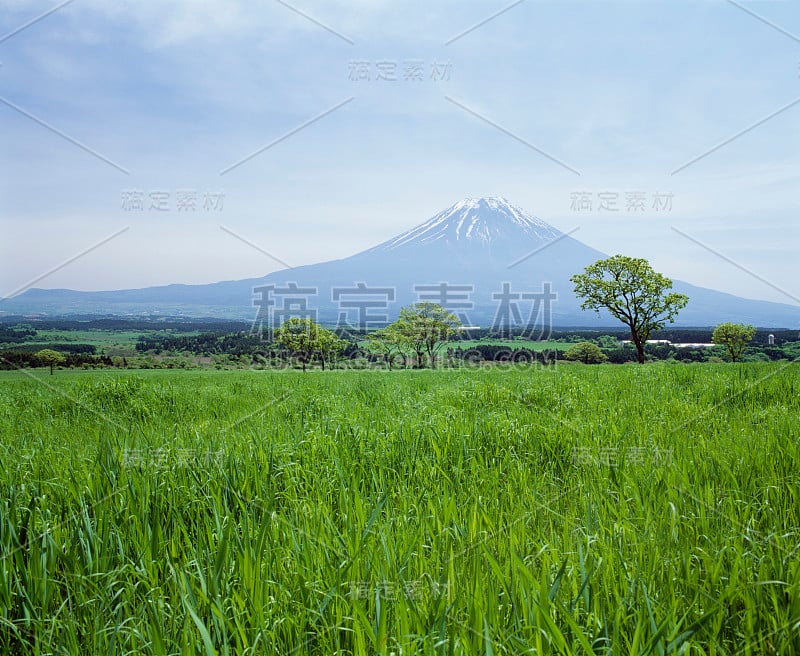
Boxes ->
[3,197,798,328]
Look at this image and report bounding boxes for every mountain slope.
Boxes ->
[2,197,798,328]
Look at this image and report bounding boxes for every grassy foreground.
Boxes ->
[0,364,799,654]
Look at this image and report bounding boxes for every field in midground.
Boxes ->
[1,363,799,654]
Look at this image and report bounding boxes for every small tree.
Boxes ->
[316,329,346,370]
[571,255,689,364]
[390,302,461,368]
[564,342,608,364]
[274,317,341,371]
[392,318,426,368]
[367,326,406,370]
[35,349,66,375]
[712,323,756,362]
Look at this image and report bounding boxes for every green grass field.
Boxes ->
[1,364,798,654]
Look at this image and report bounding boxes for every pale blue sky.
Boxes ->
[1,0,798,305]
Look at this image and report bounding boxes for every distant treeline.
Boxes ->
[0,326,38,343]
[449,341,798,365]
[648,328,798,345]
[134,327,800,362]
[5,343,97,354]
[1,316,797,370]
[1,318,796,344]
[342,327,799,344]
[135,332,262,355]
[0,350,113,370]
[447,345,559,365]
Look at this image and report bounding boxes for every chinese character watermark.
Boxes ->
[347,579,450,600]
[332,282,396,331]
[123,448,224,470]
[571,446,673,467]
[569,191,674,213]
[252,282,318,339]
[348,59,452,82]
[121,189,225,212]
[491,282,557,340]
[414,282,475,327]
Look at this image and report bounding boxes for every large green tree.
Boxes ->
[389,302,461,368]
[571,255,689,364]
[274,317,343,371]
[712,323,756,362]
[35,348,66,375]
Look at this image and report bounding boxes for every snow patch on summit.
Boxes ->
[375,197,563,252]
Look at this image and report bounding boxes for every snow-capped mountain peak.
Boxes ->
[374,197,563,252]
